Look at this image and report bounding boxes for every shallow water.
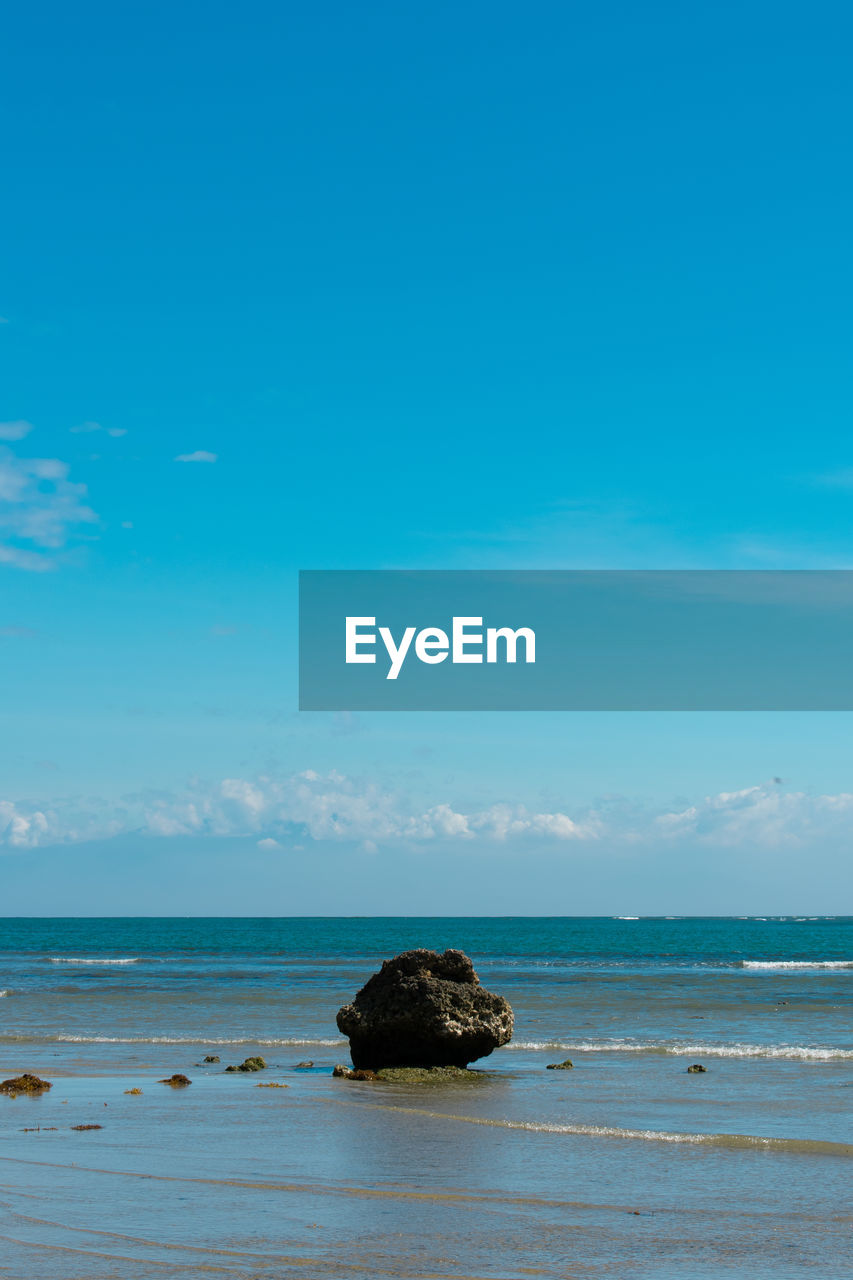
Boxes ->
[0,917,850,1278]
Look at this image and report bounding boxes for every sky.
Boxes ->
[2,0,853,913]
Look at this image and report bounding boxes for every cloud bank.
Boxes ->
[0,773,849,853]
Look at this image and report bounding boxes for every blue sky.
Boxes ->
[2,1,852,912]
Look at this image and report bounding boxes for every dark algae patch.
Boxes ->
[0,1074,52,1097]
[70,1124,103,1130]
[332,1064,489,1083]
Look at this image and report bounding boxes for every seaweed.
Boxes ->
[0,1073,52,1097]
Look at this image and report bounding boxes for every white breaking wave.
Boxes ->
[741,960,853,970]
[47,956,143,965]
[614,916,639,920]
[503,1039,852,1061]
[0,990,8,997]
[383,1107,852,1156]
[0,1033,347,1046]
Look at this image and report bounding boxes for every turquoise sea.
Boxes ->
[0,917,850,1278]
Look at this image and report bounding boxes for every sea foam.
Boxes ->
[740,959,853,970]
[504,1039,851,1060]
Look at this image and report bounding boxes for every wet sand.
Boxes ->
[1,1052,850,1279]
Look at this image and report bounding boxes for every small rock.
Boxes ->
[124,1088,143,1095]
[256,1081,289,1088]
[294,1060,314,1069]
[0,1074,52,1097]
[203,1055,221,1063]
[546,1059,574,1070]
[70,1123,103,1130]
[687,1064,707,1074]
[331,1065,377,1081]
[159,1074,192,1087]
[225,1055,267,1073]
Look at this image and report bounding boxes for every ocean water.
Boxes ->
[0,917,850,1278]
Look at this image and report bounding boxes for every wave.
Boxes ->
[46,956,144,965]
[0,990,8,997]
[740,960,853,970]
[383,1106,852,1158]
[504,1039,852,1061]
[0,1033,347,1046]
[613,916,639,920]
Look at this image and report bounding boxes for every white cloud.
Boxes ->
[654,782,853,847]
[0,771,598,851]
[0,773,849,854]
[70,421,127,437]
[0,545,55,571]
[0,421,34,442]
[0,445,98,569]
[175,450,217,463]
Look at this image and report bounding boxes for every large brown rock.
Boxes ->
[336,948,513,1069]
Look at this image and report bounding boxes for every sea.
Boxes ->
[0,916,850,1279]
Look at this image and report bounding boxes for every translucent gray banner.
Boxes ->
[298,570,853,710]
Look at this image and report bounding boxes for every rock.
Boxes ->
[203,1055,221,1063]
[0,1073,52,1097]
[159,1074,192,1086]
[256,1081,289,1088]
[225,1056,267,1073]
[331,1065,377,1081]
[546,1059,574,1070]
[124,1088,143,1095]
[336,948,513,1070]
[70,1123,103,1130]
[687,1063,707,1073]
[294,1060,314,1069]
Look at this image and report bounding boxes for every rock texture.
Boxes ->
[336,948,513,1069]
[225,1056,267,1073]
